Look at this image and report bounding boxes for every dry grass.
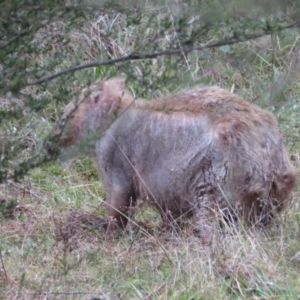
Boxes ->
[1,1,300,299]
[1,181,300,299]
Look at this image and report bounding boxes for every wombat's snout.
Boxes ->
[45,118,66,153]
[44,131,62,156]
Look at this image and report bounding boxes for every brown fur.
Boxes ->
[49,78,297,230]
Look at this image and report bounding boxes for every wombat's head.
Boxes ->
[47,78,131,150]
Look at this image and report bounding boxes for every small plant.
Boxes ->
[0,199,18,219]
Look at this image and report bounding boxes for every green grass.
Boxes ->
[1,1,300,299]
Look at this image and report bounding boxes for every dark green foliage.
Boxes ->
[0,0,85,95]
[0,198,18,219]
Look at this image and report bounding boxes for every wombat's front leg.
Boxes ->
[105,185,136,231]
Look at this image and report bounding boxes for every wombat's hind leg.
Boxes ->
[106,186,136,231]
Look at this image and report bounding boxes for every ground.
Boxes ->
[1,2,300,299]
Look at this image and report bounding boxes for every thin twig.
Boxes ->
[28,19,300,86]
[7,180,43,201]
[17,291,100,296]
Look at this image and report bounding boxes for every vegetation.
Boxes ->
[1,0,300,299]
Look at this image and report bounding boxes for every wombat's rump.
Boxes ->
[50,78,297,230]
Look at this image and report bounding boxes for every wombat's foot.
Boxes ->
[161,214,184,234]
[104,216,125,233]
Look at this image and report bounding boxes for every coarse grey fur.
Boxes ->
[49,78,297,230]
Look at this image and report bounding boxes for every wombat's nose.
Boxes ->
[44,139,60,156]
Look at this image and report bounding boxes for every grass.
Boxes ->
[1,1,300,299]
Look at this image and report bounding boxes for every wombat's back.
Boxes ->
[97,85,297,225]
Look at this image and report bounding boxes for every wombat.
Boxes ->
[49,78,297,230]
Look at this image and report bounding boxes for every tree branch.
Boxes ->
[28,19,300,86]
[7,180,43,201]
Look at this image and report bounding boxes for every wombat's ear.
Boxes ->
[102,78,125,93]
[92,78,126,105]
[112,78,125,91]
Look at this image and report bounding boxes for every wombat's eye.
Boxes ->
[58,120,65,131]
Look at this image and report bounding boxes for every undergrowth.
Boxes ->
[1,1,300,299]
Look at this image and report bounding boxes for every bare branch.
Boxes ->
[28,19,300,86]
[7,180,43,201]
[17,291,100,296]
